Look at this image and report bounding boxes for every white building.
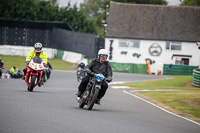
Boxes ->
[105,2,200,74]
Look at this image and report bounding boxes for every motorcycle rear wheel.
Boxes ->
[87,88,99,110]
[28,75,37,92]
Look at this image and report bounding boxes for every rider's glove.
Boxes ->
[90,72,96,76]
[43,63,47,67]
[26,61,30,65]
[106,76,112,83]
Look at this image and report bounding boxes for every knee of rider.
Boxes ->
[82,76,89,82]
[102,82,108,89]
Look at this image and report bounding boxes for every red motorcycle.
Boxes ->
[25,57,44,91]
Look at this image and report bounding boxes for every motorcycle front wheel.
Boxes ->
[28,75,37,92]
[87,88,99,110]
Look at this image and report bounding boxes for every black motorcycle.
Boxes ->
[77,67,85,82]
[77,74,105,110]
[15,70,23,78]
[41,64,51,84]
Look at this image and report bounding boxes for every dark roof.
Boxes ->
[106,2,200,42]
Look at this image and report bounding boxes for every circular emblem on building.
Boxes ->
[149,43,162,56]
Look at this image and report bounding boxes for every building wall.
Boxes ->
[105,38,199,74]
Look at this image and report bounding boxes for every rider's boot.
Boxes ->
[21,76,25,80]
[95,99,101,105]
[76,90,82,97]
[38,82,41,87]
[22,68,27,80]
[21,74,26,80]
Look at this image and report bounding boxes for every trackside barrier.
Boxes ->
[0,45,83,63]
[192,69,200,88]
[163,64,198,75]
[88,60,147,74]
[1,73,11,79]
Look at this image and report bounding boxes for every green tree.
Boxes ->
[180,0,200,6]
[37,0,59,21]
[80,0,110,37]
[0,0,97,34]
[0,0,39,20]
[57,3,97,33]
[0,0,59,21]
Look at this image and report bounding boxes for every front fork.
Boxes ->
[29,72,38,84]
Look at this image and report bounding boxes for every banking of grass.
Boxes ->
[0,54,76,70]
[113,76,200,121]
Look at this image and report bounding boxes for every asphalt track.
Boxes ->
[0,71,199,133]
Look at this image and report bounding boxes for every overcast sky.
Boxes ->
[57,0,181,7]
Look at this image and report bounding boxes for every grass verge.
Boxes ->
[0,54,77,70]
[112,76,200,121]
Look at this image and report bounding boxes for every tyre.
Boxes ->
[79,98,85,108]
[28,75,37,92]
[79,90,89,108]
[87,88,99,110]
[47,73,50,79]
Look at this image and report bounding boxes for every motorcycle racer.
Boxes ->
[77,49,113,104]
[22,42,47,83]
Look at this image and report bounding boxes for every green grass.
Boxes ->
[119,76,193,89]
[113,76,200,120]
[0,54,77,70]
[140,91,200,119]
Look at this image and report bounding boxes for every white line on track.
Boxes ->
[123,90,200,126]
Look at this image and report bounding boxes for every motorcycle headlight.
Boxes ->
[96,75,104,82]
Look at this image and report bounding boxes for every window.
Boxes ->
[166,41,182,51]
[175,58,189,65]
[119,39,140,48]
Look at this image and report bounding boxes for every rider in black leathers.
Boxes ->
[46,61,52,79]
[77,49,113,104]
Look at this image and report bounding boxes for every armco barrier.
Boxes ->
[192,69,200,87]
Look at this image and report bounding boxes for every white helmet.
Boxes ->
[34,42,42,52]
[98,49,108,58]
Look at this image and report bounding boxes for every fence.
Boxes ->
[0,19,104,58]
